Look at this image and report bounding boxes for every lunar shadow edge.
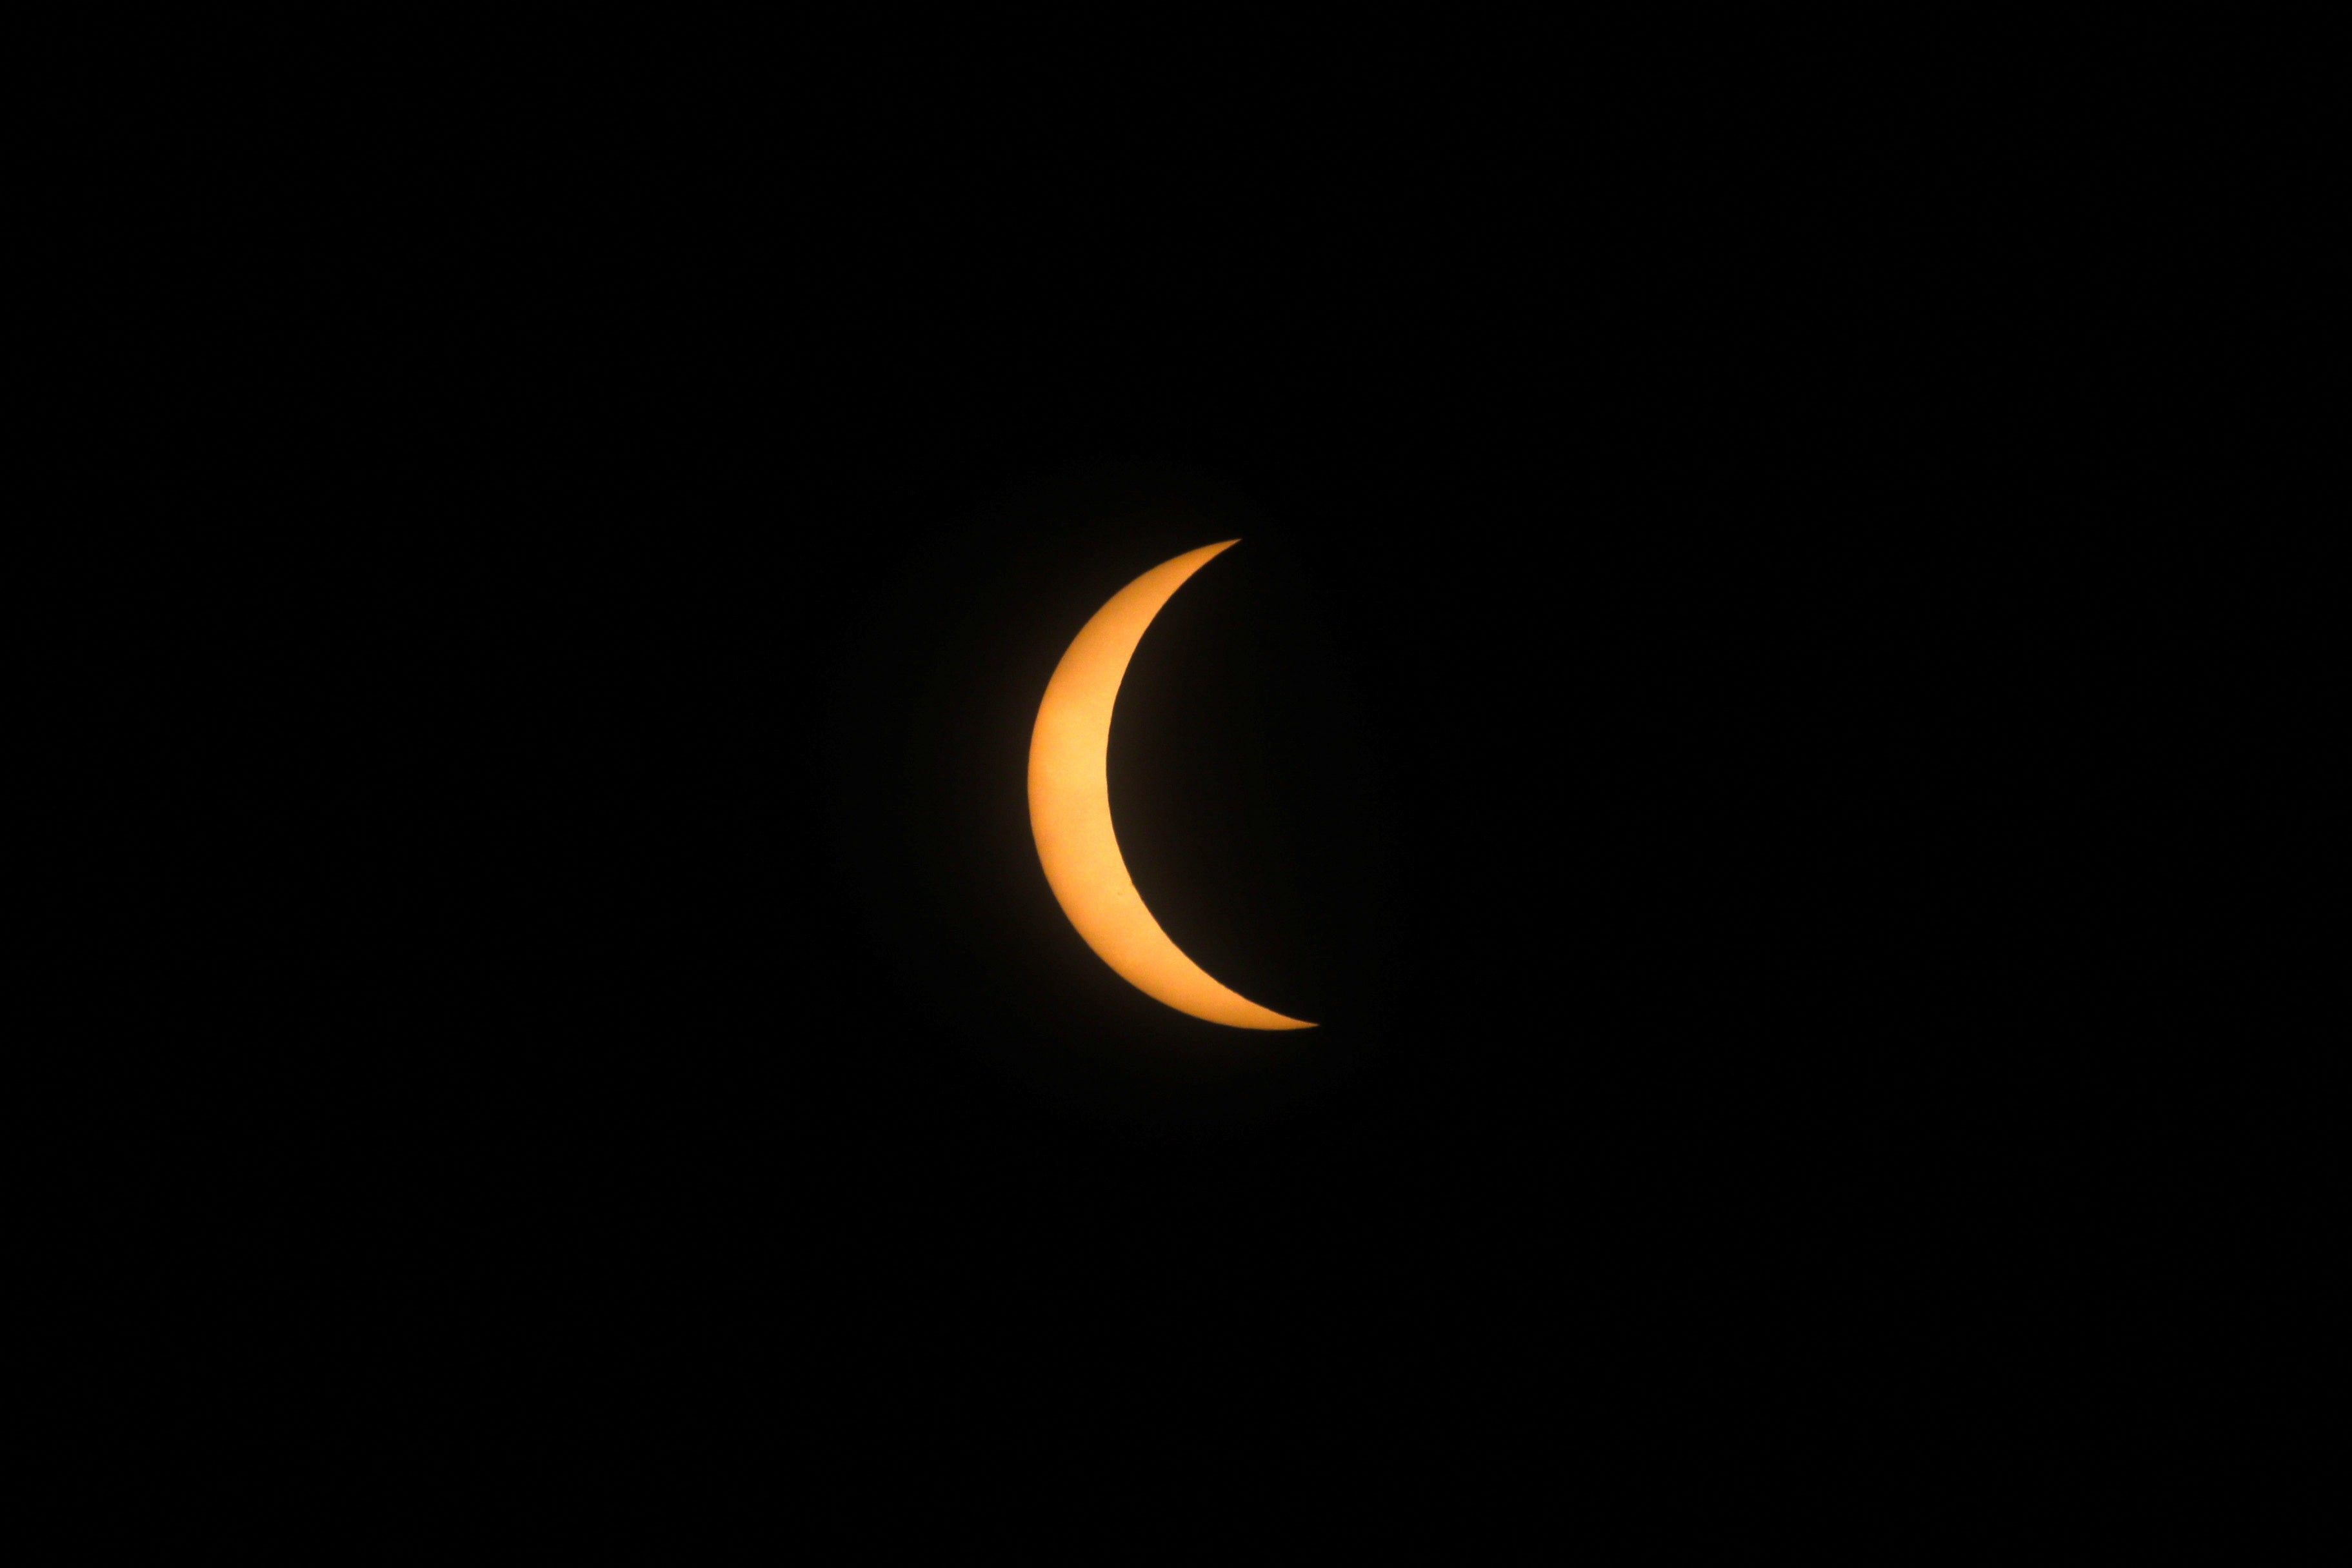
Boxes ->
[821,459,1404,1138]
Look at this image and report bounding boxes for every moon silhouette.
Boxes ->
[1028,541,1317,1031]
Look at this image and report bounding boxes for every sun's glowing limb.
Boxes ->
[1027,541,1315,1031]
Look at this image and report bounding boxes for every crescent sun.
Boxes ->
[1027,541,1316,1031]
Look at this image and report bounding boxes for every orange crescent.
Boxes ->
[1027,541,1316,1030]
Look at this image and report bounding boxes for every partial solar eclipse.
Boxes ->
[1027,541,1316,1031]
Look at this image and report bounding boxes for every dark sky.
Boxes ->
[65,26,2300,1534]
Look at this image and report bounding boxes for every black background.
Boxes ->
[57,20,2313,1542]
